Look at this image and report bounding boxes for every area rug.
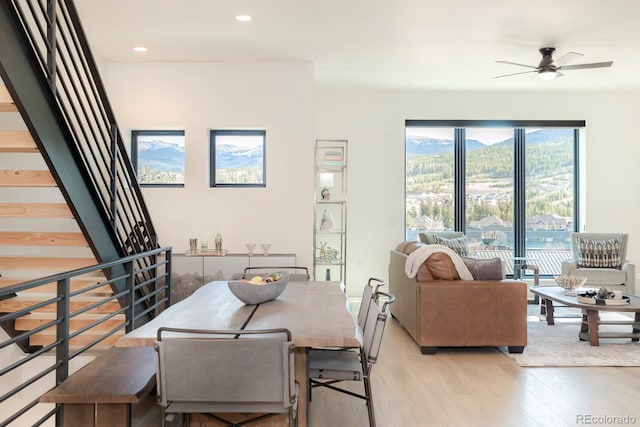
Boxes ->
[499,311,640,367]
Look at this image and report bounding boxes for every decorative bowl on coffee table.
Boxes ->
[554,275,587,293]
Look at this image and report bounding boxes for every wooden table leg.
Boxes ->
[542,298,555,325]
[633,312,640,342]
[586,309,600,346]
[580,311,589,339]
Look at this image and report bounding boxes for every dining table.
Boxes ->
[115,279,362,426]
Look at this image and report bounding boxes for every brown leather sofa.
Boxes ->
[389,241,527,354]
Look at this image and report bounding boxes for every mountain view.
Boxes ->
[406,128,575,231]
[136,137,185,184]
[215,143,263,169]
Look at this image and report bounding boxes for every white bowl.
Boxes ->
[227,272,290,305]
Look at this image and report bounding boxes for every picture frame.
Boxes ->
[131,130,185,187]
[210,129,266,187]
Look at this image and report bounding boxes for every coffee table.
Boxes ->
[530,286,640,346]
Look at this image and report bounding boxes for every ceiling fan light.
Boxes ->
[539,70,557,81]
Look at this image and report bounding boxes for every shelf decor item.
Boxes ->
[320,173,333,200]
[320,210,334,231]
[313,139,347,284]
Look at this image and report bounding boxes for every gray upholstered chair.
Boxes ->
[154,327,298,427]
[561,233,635,295]
[308,291,395,427]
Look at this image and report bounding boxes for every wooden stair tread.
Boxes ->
[29,332,123,348]
[0,203,73,218]
[0,277,107,291]
[15,314,125,332]
[0,296,121,314]
[0,231,87,246]
[0,256,97,270]
[0,131,37,152]
[0,85,17,112]
[0,170,56,187]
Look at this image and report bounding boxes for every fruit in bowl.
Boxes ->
[228,272,289,305]
[554,275,587,291]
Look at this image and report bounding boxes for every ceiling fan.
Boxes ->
[493,47,613,80]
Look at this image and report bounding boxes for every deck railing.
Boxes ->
[0,246,172,427]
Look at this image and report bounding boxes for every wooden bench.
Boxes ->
[40,346,157,427]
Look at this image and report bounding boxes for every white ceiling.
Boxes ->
[74,0,640,91]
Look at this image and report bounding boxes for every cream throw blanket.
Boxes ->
[405,244,473,280]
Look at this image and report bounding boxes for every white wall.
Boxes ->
[315,89,640,296]
[103,62,640,298]
[104,62,316,271]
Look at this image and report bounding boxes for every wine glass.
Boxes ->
[260,243,271,256]
[246,243,256,256]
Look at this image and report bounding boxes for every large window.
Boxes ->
[405,120,583,276]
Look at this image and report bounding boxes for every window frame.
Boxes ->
[405,119,584,275]
[209,129,267,188]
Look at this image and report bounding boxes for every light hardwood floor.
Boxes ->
[308,316,640,427]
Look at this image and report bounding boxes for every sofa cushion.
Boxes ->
[419,231,465,244]
[462,257,503,280]
[425,252,460,280]
[433,235,470,256]
[576,237,623,268]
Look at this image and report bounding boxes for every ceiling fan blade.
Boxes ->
[495,60,537,69]
[559,61,613,71]
[491,70,537,79]
[554,51,583,66]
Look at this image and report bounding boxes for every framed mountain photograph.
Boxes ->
[210,129,266,187]
[131,130,185,187]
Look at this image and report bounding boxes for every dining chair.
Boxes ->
[308,291,396,427]
[154,327,298,427]
[238,266,311,281]
[357,277,386,332]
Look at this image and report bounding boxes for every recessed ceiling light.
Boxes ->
[235,15,252,22]
[133,46,148,52]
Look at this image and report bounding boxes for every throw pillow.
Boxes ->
[433,235,470,257]
[461,257,503,280]
[425,252,460,280]
[577,237,623,268]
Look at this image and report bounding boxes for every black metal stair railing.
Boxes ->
[7,0,158,258]
[0,246,172,427]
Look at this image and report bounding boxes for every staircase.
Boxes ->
[0,83,124,350]
[0,0,160,351]
[0,2,170,425]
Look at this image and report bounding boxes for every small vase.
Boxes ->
[320,210,334,231]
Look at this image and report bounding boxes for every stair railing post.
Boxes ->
[166,248,172,309]
[46,0,57,93]
[55,276,70,425]
[124,259,135,333]
[110,123,118,234]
